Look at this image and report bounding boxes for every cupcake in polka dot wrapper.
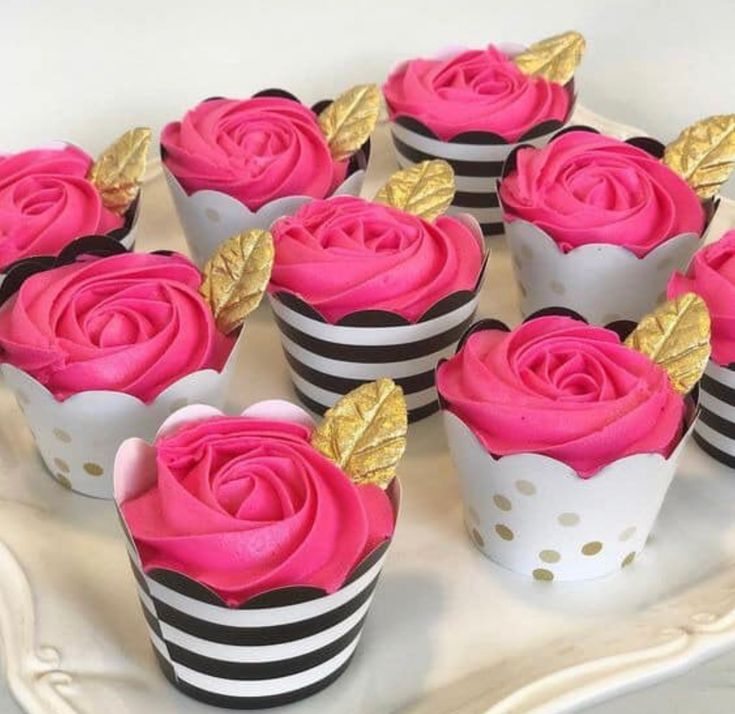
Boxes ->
[498,113,735,324]
[0,230,273,498]
[436,296,708,581]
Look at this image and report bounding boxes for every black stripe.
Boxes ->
[139,598,164,638]
[153,647,353,709]
[480,221,505,236]
[693,429,735,468]
[392,135,503,177]
[701,373,735,407]
[293,386,439,424]
[149,576,379,646]
[163,617,366,680]
[129,556,152,596]
[283,351,436,396]
[452,190,500,208]
[698,407,735,439]
[273,312,474,363]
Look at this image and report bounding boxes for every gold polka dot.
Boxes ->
[467,506,480,525]
[495,524,514,541]
[83,462,104,477]
[53,428,72,443]
[550,280,565,296]
[518,282,527,298]
[602,313,622,324]
[622,551,636,568]
[521,244,534,260]
[533,568,554,581]
[493,494,512,511]
[204,208,221,223]
[558,512,580,527]
[515,479,536,496]
[471,528,485,548]
[16,390,30,405]
[619,526,637,542]
[169,397,189,414]
[55,474,72,490]
[581,541,603,556]
[539,549,561,563]
[53,457,69,473]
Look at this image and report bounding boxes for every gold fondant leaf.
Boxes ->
[318,84,381,161]
[88,127,151,214]
[310,378,407,488]
[624,293,711,395]
[662,114,735,199]
[200,229,274,334]
[374,160,455,221]
[513,30,586,84]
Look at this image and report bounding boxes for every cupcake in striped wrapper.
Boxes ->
[668,230,735,466]
[268,161,488,422]
[382,32,584,237]
[114,380,405,708]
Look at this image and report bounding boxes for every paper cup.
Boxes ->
[1,329,244,500]
[439,366,698,581]
[694,359,735,467]
[114,403,400,708]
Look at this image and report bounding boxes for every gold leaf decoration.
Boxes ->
[310,378,407,488]
[513,30,586,84]
[374,160,455,221]
[88,127,152,214]
[624,293,711,395]
[318,84,381,161]
[662,114,735,199]
[199,229,274,334]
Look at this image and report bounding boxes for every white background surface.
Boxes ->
[2,1,735,713]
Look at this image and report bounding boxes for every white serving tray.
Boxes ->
[2,109,735,714]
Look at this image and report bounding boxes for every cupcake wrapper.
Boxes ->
[694,360,735,467]
[1,330,244,500]
[269,291,482,422]
[442,403,697,581]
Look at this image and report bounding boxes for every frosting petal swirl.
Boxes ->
[0,145,123,269]
[500,131,706,256]
[0,252,233,401]
[121,415,395,605]
[436,316,684,476]
[269,196,483,323]
[161,97,348,210]
[383,46,572,142]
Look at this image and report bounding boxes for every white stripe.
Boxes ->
[142,553,386,627]
[168,635,361,698]
[396,154,498,192]
[701,389,735,422]
[445,204,502,224]
[694,420,735,456]
[137,585,155,616]
[269,294,478,346]
[705,360,735,388]
[280,334,457,380]
[290,371,436,411]
[157,597,373,662]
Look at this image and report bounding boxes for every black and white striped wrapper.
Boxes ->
[694,360,735,467]
[269,278,486,422]
[388,116,569,237]
[119,515,394,708]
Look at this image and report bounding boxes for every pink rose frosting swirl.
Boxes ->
[383,46,572,142]
[161,96,349,210]
[269,196,484,323]
[120,415,395,605]
[0,252,233,402]
[436,316,684,476]
[500,131,706,257]
[668,230,735,366]
[0,144,124,269]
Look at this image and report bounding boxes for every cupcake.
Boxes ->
[668,230,735,466]
[268,160,487,422]
[161,86,379,266]
[0,129,150,278]
[499,114,735,324]
[382,31,584,237]
[0,230,272,498]
[436,295,708,580]
[114,379,405,708]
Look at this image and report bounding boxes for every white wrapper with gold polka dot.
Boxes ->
[0,329,245,500]
[504,218,700,325]
[164,168,366,267]
[443,404,698,581]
